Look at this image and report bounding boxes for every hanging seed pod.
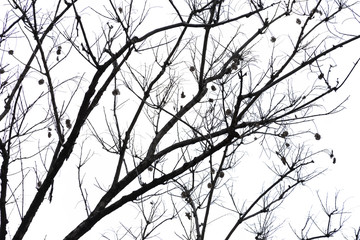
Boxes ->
[231,62,238,70]
[189,66,195,72]
[181,91,186,98]
[281,131,289,138]
[65,119,72,129]
[112,89,120,96]
[8,50,14,55]
[211,85,216,91]
[181,191,187,198]
[314,133,321,140]
[233,57,240,65]
[38,79,45,85]
[296,18,301,24]
[219,171,224,178]
[225,109,232,116]
[207,182,212,188]
[56,46,62,55]
[270,36,276,42]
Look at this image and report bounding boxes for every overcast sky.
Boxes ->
[2,1,360,239]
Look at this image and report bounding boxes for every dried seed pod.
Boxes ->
[270,36,276,42]
[314,133,321,140]
[296,18,301,24]
[225,109,232,116]
[112,89,120,96]
[8,50,14,55]
[211,85,216,91]
[189,66,195,72]
[281,156,287,165]
[208,98,214,103]
[147,166,153,172]
[130,36,139,43]
[48,132,52,138]
[231,62,238,70]
[219,171,224,178]
[281,131,289,138]
[38,79,45,85]
[56,46,62,55]
[181,191,187,198]
[181,91,186,98]
[65,119,72,129]
[233,57,240,65]
[207,182,212,188]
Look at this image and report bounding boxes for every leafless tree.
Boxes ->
[1,0,359,240]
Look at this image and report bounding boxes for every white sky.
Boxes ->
[1,1,360,240]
